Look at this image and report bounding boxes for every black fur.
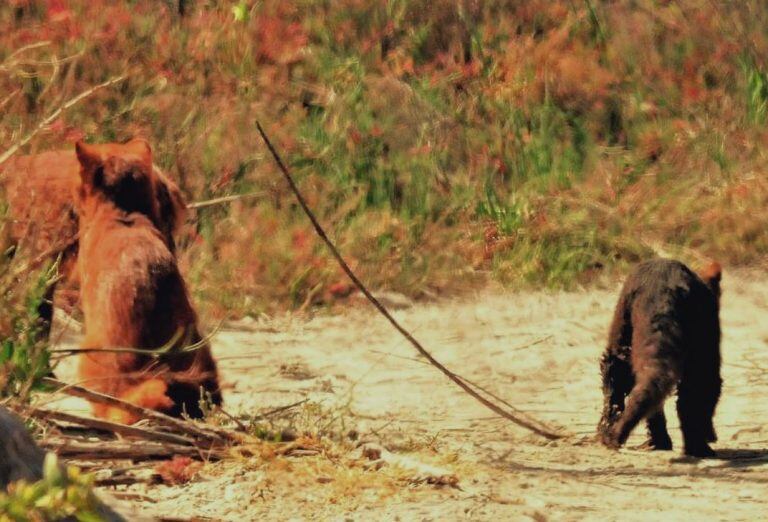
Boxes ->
[597,258,722,457]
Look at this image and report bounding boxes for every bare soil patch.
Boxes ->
[49,271,768,520]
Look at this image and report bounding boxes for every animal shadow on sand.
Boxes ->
[704,448,768,469]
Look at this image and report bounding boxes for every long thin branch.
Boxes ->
[0,75,126,167]
[27,408,196,447]
[0,41,51,70]
[255,121,563,440]
[42,378,238,445]
[41,438,209,461]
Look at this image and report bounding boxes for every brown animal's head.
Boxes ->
[699,261,722,305]
[75,138,161,224]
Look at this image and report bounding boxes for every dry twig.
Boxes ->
[187,190,266,210]
[27,408,196,447]
[41,438,211,461]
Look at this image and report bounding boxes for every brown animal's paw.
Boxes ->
[104,406,140,425]
[121,379,174,416]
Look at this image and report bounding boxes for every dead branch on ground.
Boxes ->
[41,438,211,461]
[43,377,240,445]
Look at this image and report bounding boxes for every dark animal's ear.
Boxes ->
[125,138,152,165]
[700,261,722,295]
[75,141,102,186]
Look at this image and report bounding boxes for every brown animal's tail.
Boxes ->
[103,378,174,425]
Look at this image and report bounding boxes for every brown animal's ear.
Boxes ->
[153,166,188,245]
[125,138,152,165]
[75,141,102,185]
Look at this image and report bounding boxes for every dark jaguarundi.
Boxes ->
[597,258,722,457]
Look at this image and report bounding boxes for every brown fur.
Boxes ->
[597,258,722,457]
[75,139,220,424]
[0,144,186,333]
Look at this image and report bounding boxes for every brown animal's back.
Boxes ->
[80,210,185,348]
[78,206,219,418]
[1,151,80,255]
[1,149,186,257]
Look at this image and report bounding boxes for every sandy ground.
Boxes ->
[50,270,768,521]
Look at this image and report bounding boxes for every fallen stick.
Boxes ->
[43,378,239,444]
[255,121,563,440]
[42,438,209,461]
[28,408,196,447]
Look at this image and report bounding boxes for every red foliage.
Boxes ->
[253,14,308,65]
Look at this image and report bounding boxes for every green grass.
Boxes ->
[0,256,56,403]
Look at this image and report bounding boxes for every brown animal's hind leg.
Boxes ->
[165,378,222,419]
[645,410,673,450]
[36,281,56,341]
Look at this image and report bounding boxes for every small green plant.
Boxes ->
[742,56,768,123]
[0,261,57,403]
[0,453,102,522]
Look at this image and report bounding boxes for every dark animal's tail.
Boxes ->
[610,358,676,446]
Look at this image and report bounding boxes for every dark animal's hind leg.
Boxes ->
[645,410,673,450]
[598,345,634,446]
[598,290,634,447]
[35,280,60,379]
[677,371,720,458]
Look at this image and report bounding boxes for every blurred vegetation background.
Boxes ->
[2,0,768,321]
